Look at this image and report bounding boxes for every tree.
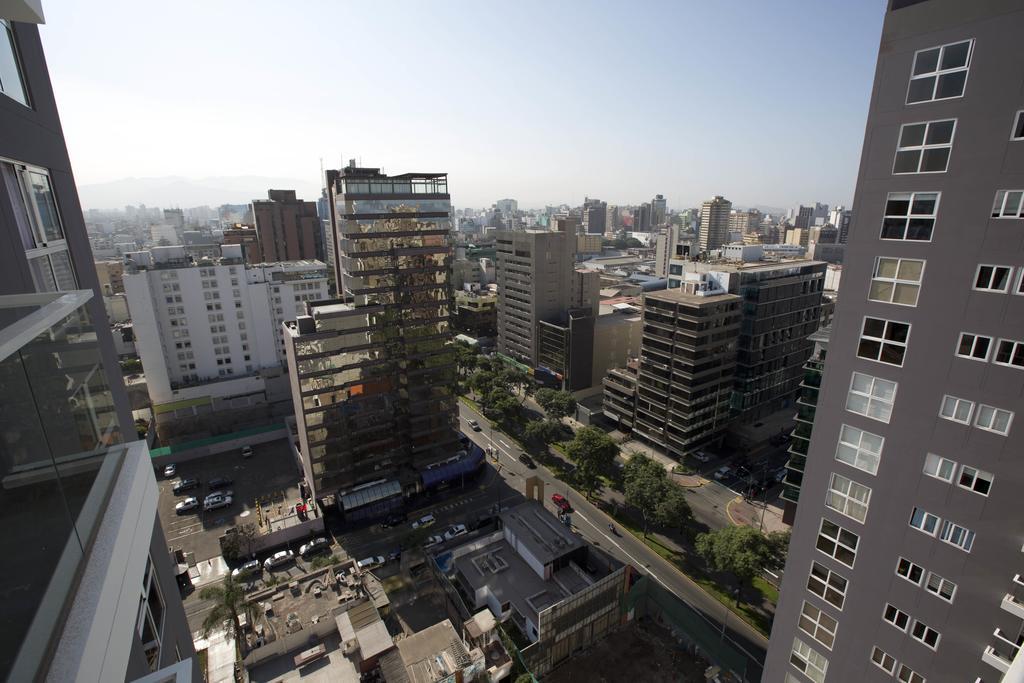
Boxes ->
[522,418,562,451]
[623,454,670,536]
[765,529,792,570]
[653,485,693,532]
[200,575,251,660]
[220,523,259,563]
[453,341,479,379]
[563,427,618,498]
[695,525,775,604]
[535,388,577,420]
[514,675,534,683]
[482,388,519,425]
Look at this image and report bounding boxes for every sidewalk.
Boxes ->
[193,626,236,683]
[190,555,229,588]
[726,497,788,534]
[618,439,706,487]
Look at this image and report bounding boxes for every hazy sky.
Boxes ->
[41,0,885,210]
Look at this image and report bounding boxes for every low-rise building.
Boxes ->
[454,290,498,338]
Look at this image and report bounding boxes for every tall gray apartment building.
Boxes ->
[0,6,196,681]
[698,195,732,251]
[284,166,458,501]
[767,2,1024,681]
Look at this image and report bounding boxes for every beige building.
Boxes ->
[698,195,732,251]
[252,189,321,263]
[94,259,124,295]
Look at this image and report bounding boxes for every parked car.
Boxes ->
[263,550,295,571]
[423,535,444,550]
[387,549,402,563]
[381,513,407,529]
[241,445,253,458]
[690,450,712,463]
[712,466,731,481]
[172,478,200,494]
[411,514,436,530]
[204,490,234,504]
[356,556,384,571]
[203,494,233,511]
[551,493,571,513]
[518,454,536,469]
[467,418,481,431]
[299,537,331,558]
[208,476,233,489]
[163,463,177,478]
[231,559,261,580]
[175,496,199,514]
[444,524,468,541]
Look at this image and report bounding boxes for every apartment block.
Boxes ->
[766,2,1024,681]
[698,195,732,251]
[252,189,322,263]
[95,258,125,294]
[285,166,458,501]
[124,245,328,406]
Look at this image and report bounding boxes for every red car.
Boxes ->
[551,493,571,513]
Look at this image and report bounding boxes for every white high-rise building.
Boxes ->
[124,244,328,406]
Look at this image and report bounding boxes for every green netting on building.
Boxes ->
[148,423,285,458]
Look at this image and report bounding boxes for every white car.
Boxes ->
[263,550,295,571]
[175,496,198,514]
[443,524,467,541]
[411,514,436,530]
[163,463,177,478]
[231,560,261,580]
[241,445,253,458]
[204,490,234,504]
[203,494,233,511]
[691,451,712,463]
[356,556,384,571]
[712,466,731,480]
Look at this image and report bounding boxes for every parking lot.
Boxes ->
[157,438,305,563]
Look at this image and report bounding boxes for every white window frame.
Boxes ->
[911,620,941,650]
[807,561,848,610]
[923,453,957,483]
[974,264,1013,293]
[880,191,939,242]
[871,646,897,675]
[992,190,1024,219]
[857,316,910,367]
[0,20,29,107]
[845,372,897,424]
[939,395,974,424]
[925,571,957,603]
[909,507,940,537]
[790,637,828,683]
[1013,110,1024,141]
[816,518,859,568]
[869,256,925,306]
[896,557,925,586]
[939,519,975,552]
[994,338,1024,369]
[957,465,993,496]
[955,332,993,362]
[906,38,973,105]
[798,601,838,651]
[883,603,910,632]
[893,119,956,174]
[897,664,926,683]
[825,473,872,524]
[975,403,1013,435]
[834,424,883,475]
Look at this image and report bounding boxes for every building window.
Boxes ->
[994,339,1024,368]
[834,425,883,476]
[869,257,924,306]
[911,620,941,650]
[909,507,940,536]
[897,664,925,683]
[957,465,993,496]
[883,603,910,632]
[846,373,896,423]
[1013,111,1024,141]
[881,192,938,241]
[923,453,956,482]
[857,317,910,366]
[871,646,897,675]
[136,556,165,671]
[975,403,1013,435]
[790,637,828,683]
[0,20,29,106]
[956,333,992,361]
[807,561,848,610]
[974,264,1013,293]
[893,119,956,174]
[798,601,838,650]
[939,520,975,552]
[939,395,974,424]
[896,557,924,585]
[925,572,957,602]
[992,190,1024,219]
[825,473,871,524]
[816,518,859,568]
[906,39,972,104]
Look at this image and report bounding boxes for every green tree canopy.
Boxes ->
[534,388,577,419]
[200,575,251,660]
[695,525,775,603]
[563,427,618,498]
[522,418,562,451]
[623,454,680,536]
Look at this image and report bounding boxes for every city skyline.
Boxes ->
[42,0,885,210]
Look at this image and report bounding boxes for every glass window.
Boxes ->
[845,373,896,423]
[909,507,940,536]
[798,601,838,650]
[857,317,910,366]
[893,119,956,174]
[957,465,993,496]
[925,572,957,602]
[992,190,1024,219]
[871,646,897,675]
[834,424,883,475]
[939,395,974,424]
[956,332,992,361]
[923,453,956,482]
[26,170,64,243]
[790,637,828,683]
[825,473,871,523]
[869,257,924,305]
[911,620,940,650]
[816,518,859,567]
[975,403,1013,435]
[896,557,924,585]
[807,561,848,610]
[974,264,1013,292]
[883,603,910,631]
[881,192,938,241]
[897,664,926,683]
[1013,111,1024,141]
[939,519,975,552]
[906,39,972,104]
[0,20,29,106]
[994,339,1024,368]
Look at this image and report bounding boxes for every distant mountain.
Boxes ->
[77,175,322,210]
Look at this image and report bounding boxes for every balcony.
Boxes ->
[1002,593,1024,620]
[983,646,1011,674]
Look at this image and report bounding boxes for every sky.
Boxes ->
[40,0,886,211]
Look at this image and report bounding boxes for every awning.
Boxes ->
[339,480,402,512]
[420,445,484,488]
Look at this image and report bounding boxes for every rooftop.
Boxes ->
[395,620,472,683]
[500,500,586,566]
[645,288,739,305]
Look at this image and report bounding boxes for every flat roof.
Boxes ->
[645,288,739,305]
[500,500,586,566]
[396,620,473,683]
